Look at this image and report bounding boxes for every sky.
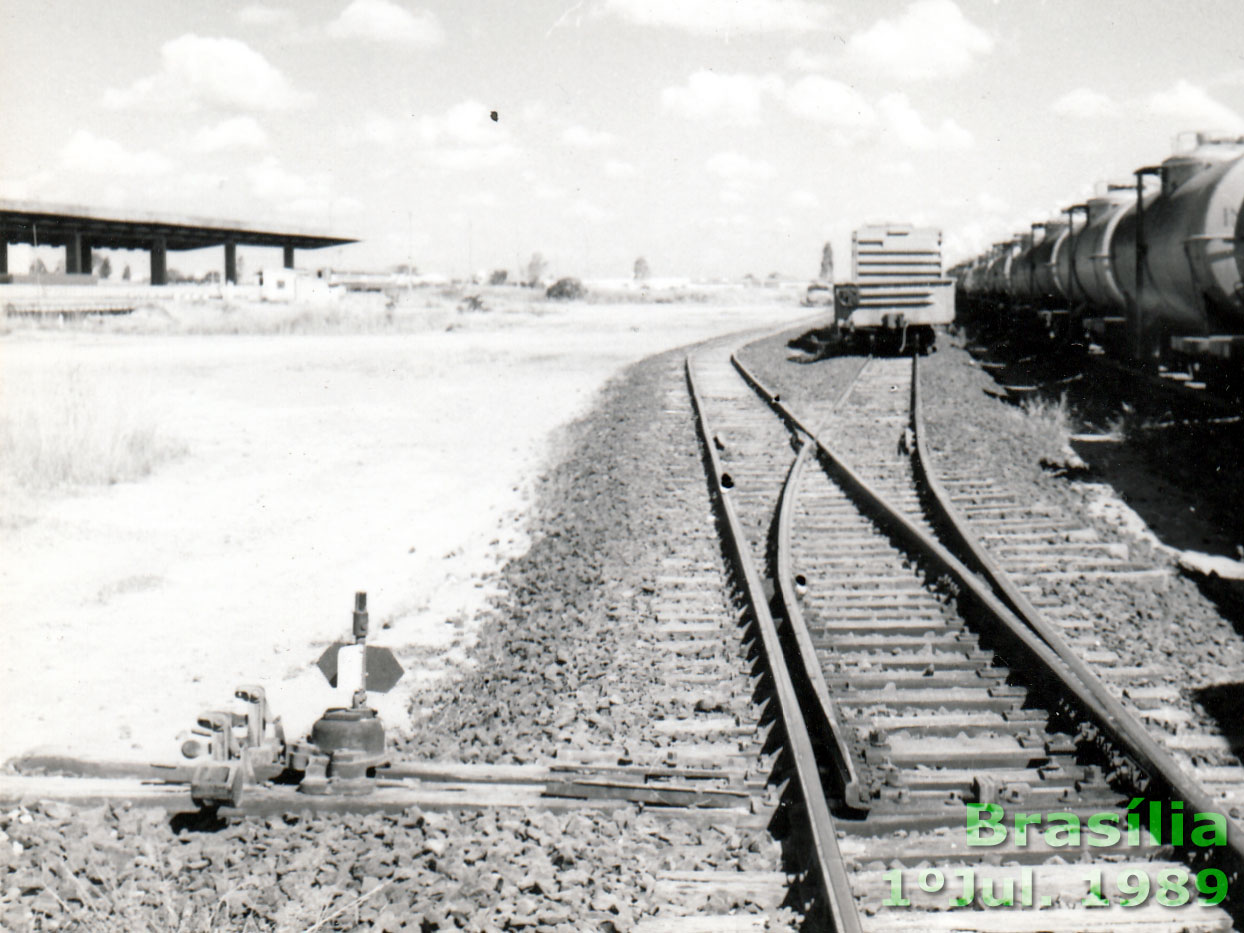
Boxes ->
[2,0,1243,281]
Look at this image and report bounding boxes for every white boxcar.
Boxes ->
[833,224,955,350]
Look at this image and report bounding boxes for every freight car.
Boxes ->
[952,133,1244,391]
[830,224,955,352]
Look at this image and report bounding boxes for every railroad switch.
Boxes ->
[180,591,404,809]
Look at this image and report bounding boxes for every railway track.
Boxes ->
[5,324,1243,930]
[2,346,810,932]
[688,334,1244,931]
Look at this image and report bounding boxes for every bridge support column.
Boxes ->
[150,236,167,286]
[65,231,83,274]
[225,241,238,284]
[283,244,295,269]
[0,237,7,276]
[80,239,93,276]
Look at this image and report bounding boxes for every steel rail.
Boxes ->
[732,349,1244,879]
[684,352,862,933]
[773,363,872,812]
[907,351,1244,870]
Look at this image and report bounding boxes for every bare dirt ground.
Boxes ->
[0,288,810,766]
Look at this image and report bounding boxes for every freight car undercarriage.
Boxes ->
[959,293,1244,398]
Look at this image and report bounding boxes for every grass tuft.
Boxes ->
[0,364,185,489]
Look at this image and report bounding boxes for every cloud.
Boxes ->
[976,192,1009,214]
[236,4,296,27]
[788,189,820,208]
[877,93,972,149]
[104,34,312,111]
[568,198,612,222]
[191,116,270,152]
[562,124,618,149]
[786,47,834,72]
[420,100,508,146]
[603,0,830,35]
[357,102,517,169]
[60,130,172,176]
[782,75,876,133]
[879,159,915,176]
[246,157,320,201]
[327,0,444,44]
[705,151,775,183]
[847,0,993,80]
[604,158,638,178]
[532,183,567,200]
[1146,80,1244,133]
[661,71,781,125]
[1050,88,1118,119]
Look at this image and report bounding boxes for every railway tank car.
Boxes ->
[955,133,1244,389]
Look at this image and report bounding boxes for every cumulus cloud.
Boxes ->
[236,4,296,27]
[847,0,993,80]
[327,0,444,44]
[786,47,834,72]
[603,0,830,35]
[877,93,972,149]
[1147,80,1244,133]
[661,71,781,125]
[104,34,312,111]
[240,158,360,219]
[568,198,612,223]
[788,189,820,208]
[783,75,876,131]
[60,130,172,176]
[879,159,915,176]
[532,183,567,200]
[1050,87,1118,119]
[363,100,518,169]
[562,125,618,148]
[705,151,775,183]
[191,116,270,152]
[604,158,638,178]
[419,100,511,148]
[246,157,320,201]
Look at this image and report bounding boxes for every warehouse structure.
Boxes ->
[0,200,356,285]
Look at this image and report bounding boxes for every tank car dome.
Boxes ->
[1235,194,1244,286]
[1159,133,1244,194]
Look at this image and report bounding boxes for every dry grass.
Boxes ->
[1016,391,1086,469]
[0,363,185,489]
[1020,391,1072,439]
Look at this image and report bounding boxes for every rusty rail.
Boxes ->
[734,346,1244,882]
[684,353,862,933]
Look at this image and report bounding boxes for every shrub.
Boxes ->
[0,364,185,489]
[545,277,586,301]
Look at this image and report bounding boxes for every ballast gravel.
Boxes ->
[740,325,1244,780]
[1,344,797,932]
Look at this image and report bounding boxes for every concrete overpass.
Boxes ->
[0,200,356,285]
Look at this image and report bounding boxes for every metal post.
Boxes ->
[283,244,295,269]
[65,231,82,274]
[1132,167,1163,364]
[150,235,168,286]
[352,592,368,709]
[1064,205,1087,305]
[224,241,237,284]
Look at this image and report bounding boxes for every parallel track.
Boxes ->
[688,335,1244,932]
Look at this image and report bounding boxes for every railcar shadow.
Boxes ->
[1186,573,1244,639]
[960,329,1244,561]
[1189,681,1244,754]
[785,326,841,363]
